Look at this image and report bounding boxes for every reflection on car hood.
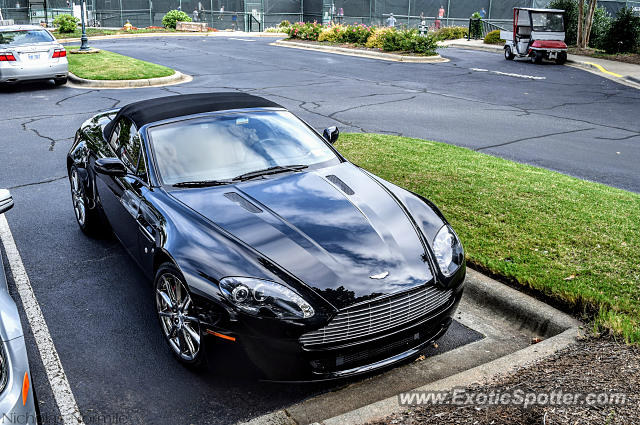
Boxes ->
[170,163,433,309]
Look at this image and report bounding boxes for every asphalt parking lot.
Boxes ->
[0,36,639,424]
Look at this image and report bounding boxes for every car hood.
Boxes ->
[170,163,433,309]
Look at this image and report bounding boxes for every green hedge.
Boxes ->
[287,22,438,56]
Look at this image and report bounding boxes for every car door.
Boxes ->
[95,118,147,262]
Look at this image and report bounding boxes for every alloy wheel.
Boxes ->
[70,168,86,226]
[156,273,201,361]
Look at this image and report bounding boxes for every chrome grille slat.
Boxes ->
[300,285,453,347]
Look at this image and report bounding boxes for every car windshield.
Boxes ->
[148,110,339,185]
[0,30,54,45]
[531,13,564,31]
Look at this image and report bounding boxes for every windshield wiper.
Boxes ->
[232,165,308,182]
[173,179,233,188]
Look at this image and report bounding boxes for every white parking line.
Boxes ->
[0,214,85,425]
[470,67,546,80]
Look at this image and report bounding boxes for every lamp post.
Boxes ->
[79,0,89,51]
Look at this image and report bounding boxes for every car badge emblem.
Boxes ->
[369,271,389,280]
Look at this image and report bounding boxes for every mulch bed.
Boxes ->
[369,336,640,424]
[569,47,640,65]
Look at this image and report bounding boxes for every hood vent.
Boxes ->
[326,175,355,195]
[224,192,263,213]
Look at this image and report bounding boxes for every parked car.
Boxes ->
[0,189,38,424]
[66,93,466,381]
[0,25,68,85]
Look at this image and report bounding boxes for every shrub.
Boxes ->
[432,26,468,41]
[365,27,394,48]
[279,20,291,27]
[286,22,322,41]
[162,10,192,29]
[53,14,79,33]
[589,6,612,50]
[341,24,374,45]
[602,7,640,53]
[318,24,345,42]
[375,28,437,55]
[483,29,504,44]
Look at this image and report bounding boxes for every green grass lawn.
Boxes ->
[337,133,640,343]
[66,46,175,80]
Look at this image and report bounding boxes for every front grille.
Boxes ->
[300,285,453,348]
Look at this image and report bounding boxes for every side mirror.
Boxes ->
[323,126,339,144]
[95,158,127,177]
[0,189,14,215]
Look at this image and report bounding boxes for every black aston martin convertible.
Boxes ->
[67,93,465,380]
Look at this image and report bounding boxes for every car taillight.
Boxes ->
[0,53,16,61]
[52,49,66,58]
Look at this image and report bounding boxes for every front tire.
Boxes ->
[532,50,544,64]
[69,166,101,236]
[556,52,567,65]
[155,263,206,369]
[504,46,514,60]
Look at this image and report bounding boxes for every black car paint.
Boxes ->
[67,107,465,380]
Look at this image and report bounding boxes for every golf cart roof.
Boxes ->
[513,8,565,13]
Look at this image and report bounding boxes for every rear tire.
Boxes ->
[556,52,567,65]
[54,77,67,86]
[504,46,514,60]
[532,50,544,64]
[155,263,207,370]
[69,166,102,237]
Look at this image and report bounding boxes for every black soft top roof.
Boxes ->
[103,92,282,137]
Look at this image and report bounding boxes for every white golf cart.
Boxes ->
[500,8,568,64]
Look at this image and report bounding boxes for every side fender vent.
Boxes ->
[326,175,355,195]
[224,192,263,213]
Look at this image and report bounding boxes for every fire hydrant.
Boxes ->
[124,20,133,31]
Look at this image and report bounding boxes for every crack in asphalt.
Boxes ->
[55,89,98,106]
[475,128,596,151]
[9,175,67,190]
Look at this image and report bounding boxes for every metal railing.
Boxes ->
[468,18,506,40]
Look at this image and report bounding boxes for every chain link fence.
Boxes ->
[0,0,636,29]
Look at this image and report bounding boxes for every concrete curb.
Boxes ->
[66,70,192,89]
[58,31,285,43]
[240,268,583,425]
[273,39,449,63]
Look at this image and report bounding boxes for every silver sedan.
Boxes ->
[0,190,38,425]
[0,25,68,85]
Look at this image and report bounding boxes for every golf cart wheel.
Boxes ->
[504,46,514,60]
[532,50,544,64]
[556,52,567,65]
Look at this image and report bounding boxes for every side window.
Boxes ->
[116,118,147,179]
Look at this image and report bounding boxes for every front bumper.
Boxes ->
[222,274,465,382]
[0,337,37,425]
[0,60,68,83]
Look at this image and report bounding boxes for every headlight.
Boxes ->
[219,277,315,319]
[0,342,8,394]
[433,225,464,277]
